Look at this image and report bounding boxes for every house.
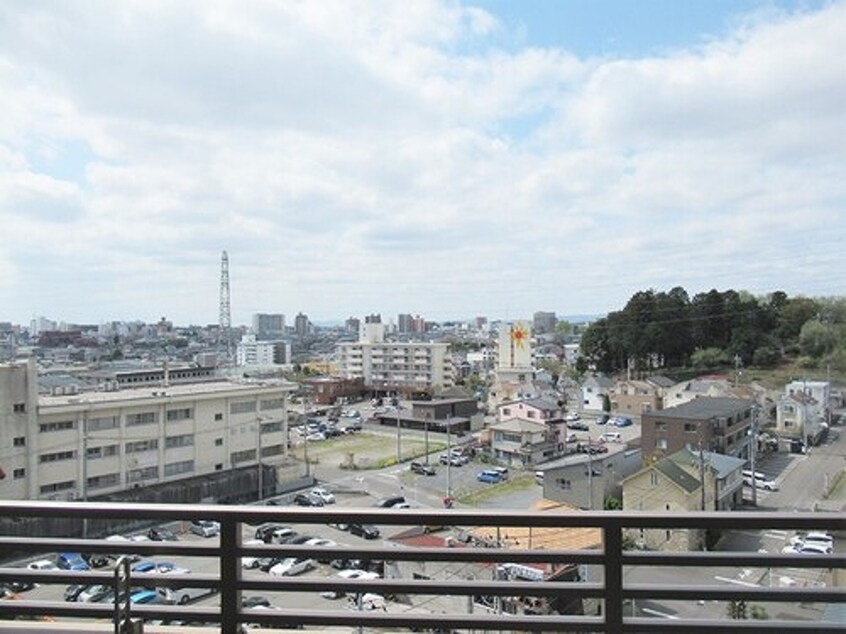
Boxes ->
[537,448,643,510]
[663,376,735,409]
[641,397,754,463]
[609,379,662,420]
[622,448,745,551]
[581,375,615,412]
[489,418,562,466]
[498,397,564,424]
[776,391,826,447]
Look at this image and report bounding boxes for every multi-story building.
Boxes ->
[640,397,754,463]
[0,359,296,502]
[294,313,310,338]
[532,311,557,334]
[337,323,452,395]
[251,313,286,339]
[236,334,291,367]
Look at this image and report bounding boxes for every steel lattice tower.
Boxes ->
[219,250,232,360]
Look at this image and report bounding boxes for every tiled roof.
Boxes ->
[654,458,701,493]
[647,397,753,421]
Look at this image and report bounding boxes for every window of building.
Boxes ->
[39,450,75,463]
[558,479,571,490]
[684,423,697,433]
[13,436,25,447]
[86,416,119,432]
[502,408,511,416]
[39,420,75,433]
[165,434,194,449]
[260,421,282,434]
[39,480,75,494]
[655,422,666,432]
[13,468,25,479]
[166,408,192,422]
[260,398,284,411]
[87,444,118,460]
[126,439,158,453]
[230,449,256,464]
[13,403,26,413]
[126,412,157,426]
[230,401,257,415]
[164,460,194,477]
[87,473,120,490]
[656,438,667,450]
[650,471,659,486]
[127,466,158,483]
[527,410,536,418]
[215,463,223,471]
[214,413,223,421]
[214,437,223,446]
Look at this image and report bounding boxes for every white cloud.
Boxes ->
[0,0,843,324]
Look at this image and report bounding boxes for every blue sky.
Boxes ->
[0,1,843,326]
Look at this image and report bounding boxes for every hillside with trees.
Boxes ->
[578,288,846,378]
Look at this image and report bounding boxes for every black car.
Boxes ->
[410,461,435,476]
[594,414,609,425]
[64,584,86,602]
[148,526,178,542]
[375,495,406,508]
[242,596,272,609]
[349,523,381,540]
[568,421,589,431]
[83,553,111,568]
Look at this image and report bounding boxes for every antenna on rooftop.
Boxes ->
[219,250,232,361]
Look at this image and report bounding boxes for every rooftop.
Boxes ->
[646,397,754,421]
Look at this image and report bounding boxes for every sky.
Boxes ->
[0,1,844,327]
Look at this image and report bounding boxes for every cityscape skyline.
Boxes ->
[1,1,843,325]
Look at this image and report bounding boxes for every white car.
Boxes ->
[305,537,338,548]
[269,557,314,577]
[310,487,336,504]
[241,539,266,569]
[790,532,834,549]
[27,559,57,571]
[321,568,379,599]
[305,432,326,442]
[565,412,581,422]
[782,542,832,555]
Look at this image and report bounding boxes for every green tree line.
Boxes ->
[578,288,846,374]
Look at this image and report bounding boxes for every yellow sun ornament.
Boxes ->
[510,323,528,350]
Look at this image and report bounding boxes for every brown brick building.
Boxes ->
[641,397,754,463]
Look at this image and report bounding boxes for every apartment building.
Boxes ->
[236,333,292,367]
[337,323,452,395]
[0,359,296,502]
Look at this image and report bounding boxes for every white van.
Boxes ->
[534,471,544,485]
[601,431,622,443]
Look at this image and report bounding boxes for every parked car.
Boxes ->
[594,414,610,425]
[490,466,508,479]
[601,431,622,443]
[294,492,324,507]
[148,526,178,541]
[131,560,188,575]
[790,532,834,550]
[375,495,406,508]
[476,470,502,484]
[565,412,581,422]
[64,584,86,602]
[321,568,380,599]
[77,584,113,603]
[781,542,832,555]
[410,461,436,476]
[269,557,315,577]
[611,416,633,427]
[241,539,266,569]
[568,420,589,431]
[254,523,287,543]
[156,585,217,605]
[270,527,299,544]
[57,553,89,571]
[310,487,336,504]
[242,595,272,609]
[742,473,779,491]
[27,559,56,571]
[439,454,466,466]
[83,553,111,568]
[189,520,220,538]
[349,524,381,540]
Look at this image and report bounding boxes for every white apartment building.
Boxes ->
[337,324,452,394]
[236,333,291,367]
[0,359,296,502]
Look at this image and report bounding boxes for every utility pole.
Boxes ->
[734,354,742,387]
[587,430,594,510]
[446,422,452,499]
[396,396,402,464]
[750,406,758,506]
[256,417,263,502]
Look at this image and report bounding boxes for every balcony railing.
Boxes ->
[0,500,843,633]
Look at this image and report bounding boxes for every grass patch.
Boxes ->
[291,433,446,470]
[457,473,535,507]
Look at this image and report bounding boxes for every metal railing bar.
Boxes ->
[624,618,843,632]
[237,577,606,597]
[218,515,240,634]
[625,583,845,602]
[1,500,842,531]
[623,551,846,568]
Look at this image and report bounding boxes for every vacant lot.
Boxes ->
[290,432,446,470]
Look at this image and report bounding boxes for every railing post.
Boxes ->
[220,515,241,634]
[604,522,624,633]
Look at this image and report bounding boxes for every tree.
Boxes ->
[602,394,611,413]
[752,346,780,367]
[799,319,836,357]
[691,347,729,369]
[603,495,622,510]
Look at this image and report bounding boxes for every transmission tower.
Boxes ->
[219,250,232,360]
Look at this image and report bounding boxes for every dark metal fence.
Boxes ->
[0,501,843,633]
